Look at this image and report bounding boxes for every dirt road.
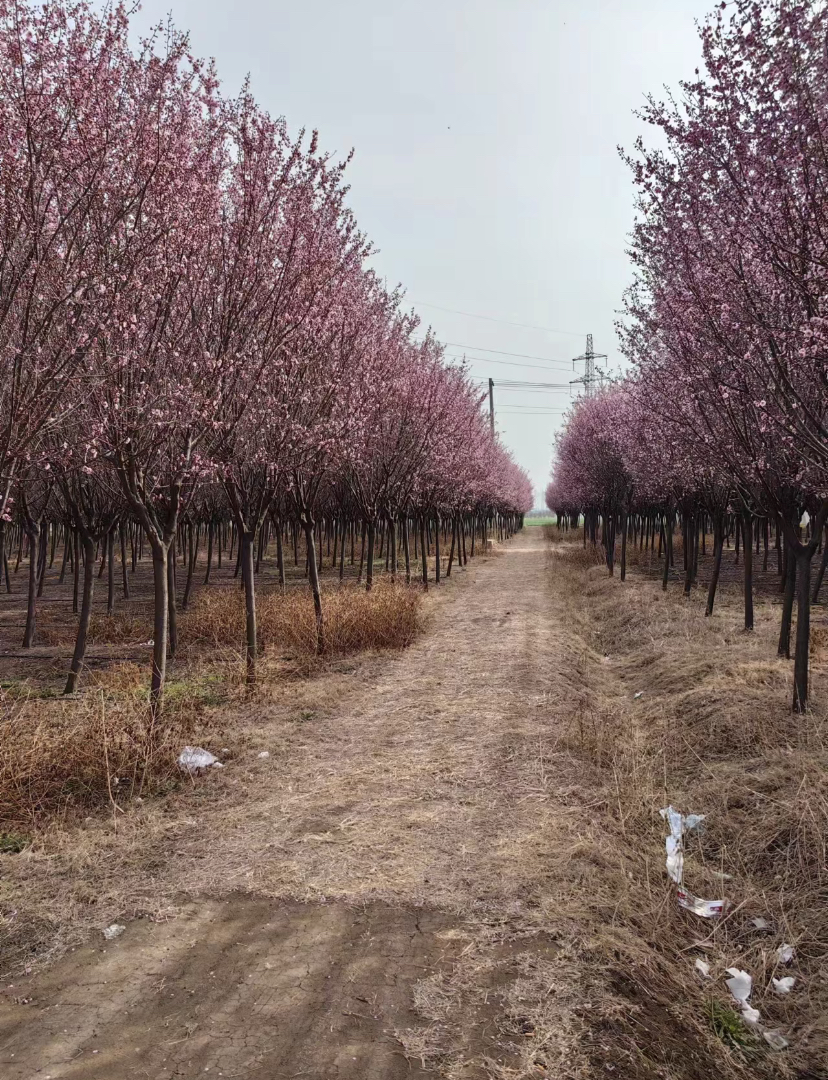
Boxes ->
[0,528,597,1078]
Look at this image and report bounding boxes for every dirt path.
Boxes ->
[0,529,597,1079]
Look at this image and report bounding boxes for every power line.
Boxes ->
[468,377,572,390]
[413,301,584,337]
[445,343,573,364]
[449,354,572,373]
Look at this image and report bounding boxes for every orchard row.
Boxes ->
[547,0,828,712]
[0,1,531,712]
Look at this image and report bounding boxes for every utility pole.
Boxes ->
[488,377,495,436]
[570,334,607,397]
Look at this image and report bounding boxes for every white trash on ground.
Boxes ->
[177,746,222,773]
[777,943,795,965]
[634,691,644,699]
[763,1030,790,1051]
[694,958,711,977]
[751,916,770,930]
[257,751,270,759]
[102,924,125,940]
[725,967,761,1027]
[772,977,795,994]
[659,806,723,917]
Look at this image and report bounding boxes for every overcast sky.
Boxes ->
[134,0,711,508]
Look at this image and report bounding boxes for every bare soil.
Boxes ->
[1,528,823,1078]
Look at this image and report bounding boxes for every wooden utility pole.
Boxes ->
[488,378,495,436]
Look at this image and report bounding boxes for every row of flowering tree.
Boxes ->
[0,0,532,715]
[546,0,828,713]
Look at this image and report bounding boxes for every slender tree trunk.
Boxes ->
[620,510,628,581]
[22,524,39,648]
[278,522,287,592]
[742,511,754,631]
[241,530,258,684]
[119,523,129,599]
[105,529,115,615]
[434,515,441,584]
[149,542,169,718]
[705,516,724,617]
[403,518,411,584]
[182,523,196,610]
[811,528,828,603]
[357,522,366,584]
[446,517,457,577]
[365,520,376,592]
[57,525,69,585]
[793,549,813,712]
[302,517,324,653]
[778,535,796,658]
[204,521,214,585]
[167,544,178,658]
[72,529,80,613]
[65,534,96,694]
[420,516,428,589]
[339,517,346,582]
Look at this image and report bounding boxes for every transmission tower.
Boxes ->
[570,334,607,397]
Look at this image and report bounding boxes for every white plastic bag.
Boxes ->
[177,746,221,773]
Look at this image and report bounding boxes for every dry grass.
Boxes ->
[181,578,422,657]
[543,528,828,1075]
[0,671,227,827]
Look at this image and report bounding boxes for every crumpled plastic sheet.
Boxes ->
[177,746,222,773]
[659,806,723,917]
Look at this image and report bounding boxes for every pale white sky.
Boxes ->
[135,0,711,507]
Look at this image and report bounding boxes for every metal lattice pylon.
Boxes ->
[570,334,607,397]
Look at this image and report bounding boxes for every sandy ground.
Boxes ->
[1,528,603,1079]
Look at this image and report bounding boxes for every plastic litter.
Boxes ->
[659,806,723,917]
[763,1030,790,1051]
[677,890,725,918]
[694,958,711,977]
[103,924,125,940]
[257,751,270,759]
[772,977,795,994]
[725,967,752,1003]
[634,691,644,699]
[177,746,222,773]
[751,916,770,929]
[777,944,795,965]
[725,967,761,1026]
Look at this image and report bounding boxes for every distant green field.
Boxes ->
[523,516,555,527]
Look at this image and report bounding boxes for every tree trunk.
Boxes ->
[705,516,724,617]
[811,528,828,602]
[22,524,39,647]
[778,535,796,658]
[65,534,96,694]
[241,530,258,685]
[72,529,80,613]
[182,523,196,610]
[365,520,376,592]
[119,523,130,599]
[167,543,178,658]
[620,511,628,582]
[204,521,214,585]
[107,529,115,615]
[742,511,754,631]
[434,515,441,584]
[420,517,428,590]
[150,542,169,718]
[302,517,324,653]
[793,549,814,712]
[446,518,457,577]
[278,522,287,591]
[403,518,411,584]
